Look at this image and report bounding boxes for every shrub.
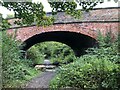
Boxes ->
[50,55,120,89]
[50,31,120,89]
[2,32,23,85]
[27,46,45,66]
[2,31,39,87]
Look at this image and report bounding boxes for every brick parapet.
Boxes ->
[7,8,119,29]
[7,22,118,42]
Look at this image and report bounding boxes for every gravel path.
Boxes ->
[24,71,56,88]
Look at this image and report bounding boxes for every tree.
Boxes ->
[0,0,118,26]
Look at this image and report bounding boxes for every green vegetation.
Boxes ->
[1,0,118,26]
[1,31,40,88]
[1,0,119,88]
[50,31,120,89]
[1,28,76,87]
[1,20,119,88]
[1,31,76,87]
[50,57,119,89]
[1,29,119,89]
[1,16,40,87]
[1,18,11,31]
[27,42,76,65]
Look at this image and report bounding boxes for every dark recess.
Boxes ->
[21,31,98,57]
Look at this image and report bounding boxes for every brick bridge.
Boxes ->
[7,7,119,56]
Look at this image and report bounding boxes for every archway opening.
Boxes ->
[26,41,76,66]
[21,31,98,57]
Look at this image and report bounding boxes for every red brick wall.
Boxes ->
[7,22,118,42]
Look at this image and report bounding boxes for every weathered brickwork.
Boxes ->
[7,8,119,42]
[54,8,119,23]
[8,22,118,42]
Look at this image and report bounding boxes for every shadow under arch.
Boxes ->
[21,31,98,57]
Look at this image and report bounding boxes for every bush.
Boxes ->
[2,32,23,85]
[2,31,39,87]
[27,46,45,66]
[50,55,120,89]
[50,31,120,89]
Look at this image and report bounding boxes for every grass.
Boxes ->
[4,67,41,88]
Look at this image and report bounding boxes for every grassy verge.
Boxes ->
[3,65,41,88]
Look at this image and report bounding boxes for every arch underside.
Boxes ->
[21,31,98,56]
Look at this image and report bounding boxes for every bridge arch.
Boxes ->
[21,31,98,56]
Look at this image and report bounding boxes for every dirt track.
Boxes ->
[24,71,56,88]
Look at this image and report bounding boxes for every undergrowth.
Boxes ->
[1,31,40,88]
[50,31,120,89]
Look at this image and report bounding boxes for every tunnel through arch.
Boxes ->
[21,31,98,57]
[27,41,76,65]
[27,41,75,58]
